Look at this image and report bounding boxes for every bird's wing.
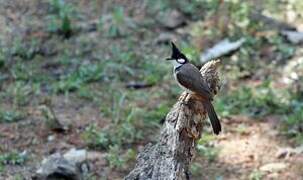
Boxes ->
[176,64,212,99]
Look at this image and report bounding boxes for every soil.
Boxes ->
[0,1,302,180]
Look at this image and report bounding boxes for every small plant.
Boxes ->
[249,169,264,180]
[106,145,125,169]
[81,124,111,149]
[10,38,40,60]
[48,0,73,38]
[196,134,219,162]
[53,63,105,93]
[282,99,303,143]
[0,151,28,172]
[106,145,136,170]
[215,81,289,117]
[3,81,33,106]
[0,47,5,68]
[82,91,145,149]
[0,110,24,123]
[82,109,142,149]
[99,6,136,38]
[190,162,203,176]
[267,35,295,61]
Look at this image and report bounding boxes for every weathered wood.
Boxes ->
[249,11,296,31]
[125,60,221,180]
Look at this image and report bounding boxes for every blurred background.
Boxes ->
[0,0,303,179]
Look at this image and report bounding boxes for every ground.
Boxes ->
[0,0,303,180]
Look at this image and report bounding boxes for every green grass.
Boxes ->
[0,151,28,172]
[53,62,105,93]
[106,145,136,169]
[47,0,74,38]
[249,169,264,180]
[0,81,32,107]
[0,110,24,123]
[215,81,289,117]
[0,0,302,177]
[196,134,219,162]
[282,99,303,143]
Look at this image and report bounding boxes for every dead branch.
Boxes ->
[250,11,296,31]
[125,60,221,180]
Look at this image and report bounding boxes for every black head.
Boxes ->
[166,42,188,64]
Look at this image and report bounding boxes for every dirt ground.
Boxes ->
[2,108,303,179]
[0,0,303,180]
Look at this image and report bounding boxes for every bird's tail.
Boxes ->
[203,101,221,135]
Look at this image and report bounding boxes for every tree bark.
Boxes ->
[125,60,221,180]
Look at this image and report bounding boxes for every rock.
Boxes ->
[276,147,296,159]
[267,172,279,179]
[294,145,303,154]
[281,30,303,44]
[47,135,55,142]
[63,148,87,164]
[154,32,177,44]
[158,10,186,29]
[87,151,106,162]
[200,38,246,63]
[276,146,303,159]
[260,162,288,172]
[34,153,81,180]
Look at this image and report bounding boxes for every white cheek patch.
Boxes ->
[177,58,185,64]
[172,60,181,68]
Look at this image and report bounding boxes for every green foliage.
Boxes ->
[282,100,303,143]
[99,6,136,38]
[107,6,125,37]
[12,174,23,180]
[0,151,27,172]
[82,124,111,150]
[249,169,264,180]
[5,81,33,106]
[174,0,214,18]
[53,63,105,93]
[0,48,4,68]
[215,81,289,117]
[0,0,302,177]
[0,110,24,123]
[196,134,219,162]
[106,145,136,169]
[82,111,141,150]
[267,35,295,60]
[10,38,40,60]
[143,103,170,125]
[190,162,203,176]
[106,145,125,169]
[48,0,73,37]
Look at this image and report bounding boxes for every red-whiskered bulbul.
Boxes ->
[166,42,221,135]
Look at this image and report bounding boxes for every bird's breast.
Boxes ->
[173,71,194,94]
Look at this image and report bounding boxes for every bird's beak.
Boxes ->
[166,57,173,61]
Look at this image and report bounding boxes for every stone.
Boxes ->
[34,153,81,180]
[158,10,186,29]
[63,148,87,164]
[260,162,288,172]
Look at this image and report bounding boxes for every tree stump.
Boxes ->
[125,60,221,180]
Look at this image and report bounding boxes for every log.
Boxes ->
[125,60,221,180]
[249,11,296,31]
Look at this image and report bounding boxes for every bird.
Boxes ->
[166,42,221,135]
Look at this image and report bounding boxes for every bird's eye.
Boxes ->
[177,58,185,64]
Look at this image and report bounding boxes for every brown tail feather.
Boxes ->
[203,101,221,135]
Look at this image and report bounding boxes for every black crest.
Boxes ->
[166,42,188,62]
